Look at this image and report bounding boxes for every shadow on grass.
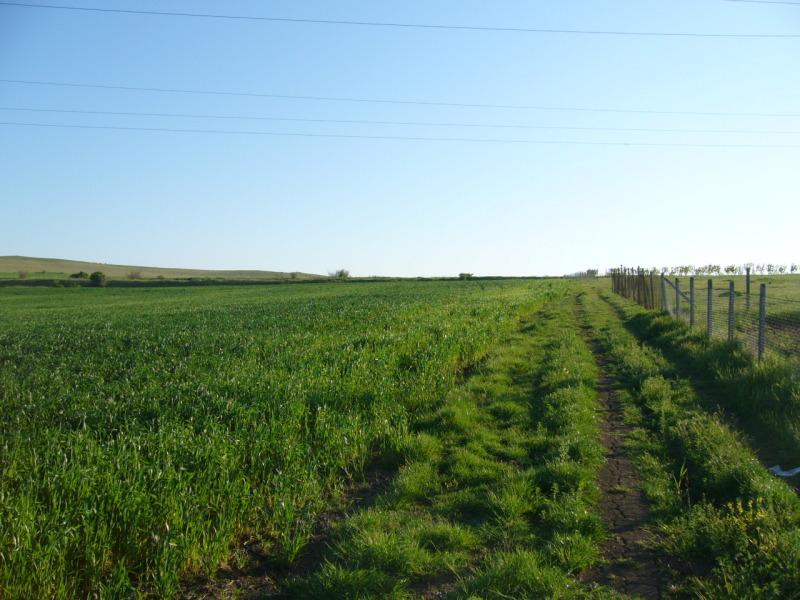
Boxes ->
[602,294,800,467]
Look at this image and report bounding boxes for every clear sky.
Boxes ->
[2,1,799,277]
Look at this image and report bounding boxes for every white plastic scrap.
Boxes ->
[769,465,800,477]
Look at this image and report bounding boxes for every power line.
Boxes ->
[723,0,800,5]
[4,106,800,135]
[1,1,798,38]
[3,121,800,147]
[3,79,800,118]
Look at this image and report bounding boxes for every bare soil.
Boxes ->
[584,369,665,599]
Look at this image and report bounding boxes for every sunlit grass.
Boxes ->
[0,280,563,598]
[579,287,800,598]
[289,292,609,598]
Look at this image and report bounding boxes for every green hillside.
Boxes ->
[0,256,322,280]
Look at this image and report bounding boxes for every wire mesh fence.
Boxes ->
[610,268,800,365]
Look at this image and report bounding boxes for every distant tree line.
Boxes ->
[564,269,599,279]
[608,263,799,277]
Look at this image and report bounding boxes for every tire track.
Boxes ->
[576,297,665,599]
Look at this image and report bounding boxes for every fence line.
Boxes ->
[610,267,800,365]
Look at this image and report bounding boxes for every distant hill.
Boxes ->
[0,256,323,280]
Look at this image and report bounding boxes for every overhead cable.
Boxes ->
[723,0,800,5]
[3,121,800,148]
[0,1,798,37]
[3,79,800,118]
[3,106,800,135]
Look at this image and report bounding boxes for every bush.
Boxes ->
[89,271,107,287]
[70,271,89,279]
[459,273,473,280]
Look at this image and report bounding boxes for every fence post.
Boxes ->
[746,266,751,312]
[650,273,655,310]
[675,278,681,320]
[707,279,713,339]
[758,283,766,362]
[690,277,695,328]
[661,274,668,313]
[728,281,735,342]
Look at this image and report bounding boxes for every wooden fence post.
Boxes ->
[707,279,713,339]
[759,283,766,361]
[650,273,656,310]
[746,266,751,312]
[728,281,735,342]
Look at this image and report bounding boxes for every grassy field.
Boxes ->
[0,255,322,280]
[3,278,800,599]
[0,280,562,598]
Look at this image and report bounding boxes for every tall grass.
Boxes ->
[600,289,800,462]
[0,281,563,598]
[579,288,800,598]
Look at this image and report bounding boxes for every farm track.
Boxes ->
[239,295,617,598]
[192,293,675,599]
[576,299,665,599]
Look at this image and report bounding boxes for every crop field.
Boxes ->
[2,279,800,599]
[0,280,561,598]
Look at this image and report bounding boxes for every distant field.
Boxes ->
[659,273,800,301]
[0,255,322,280]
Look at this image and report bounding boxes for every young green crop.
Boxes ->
[0,280,562,598]
[290,293,615,599]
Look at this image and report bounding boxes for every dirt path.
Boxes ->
[576,301,665,599]
[587,364,664,599]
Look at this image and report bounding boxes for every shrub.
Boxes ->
[89,271,107,287]
[459,273,473,280]
[70,271,89,279]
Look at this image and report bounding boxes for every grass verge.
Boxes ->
[578,288,800,599]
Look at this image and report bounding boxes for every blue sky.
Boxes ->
[2,0,799,276]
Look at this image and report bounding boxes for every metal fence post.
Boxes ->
[728,281,735,342]
[758,283,766,361]
[707,279,713,339]
[661,274,668,313]
[675,278,681,320]
[690,277,695,328]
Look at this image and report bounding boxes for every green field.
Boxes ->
[0,280,561,598]
[2,279,800,599]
